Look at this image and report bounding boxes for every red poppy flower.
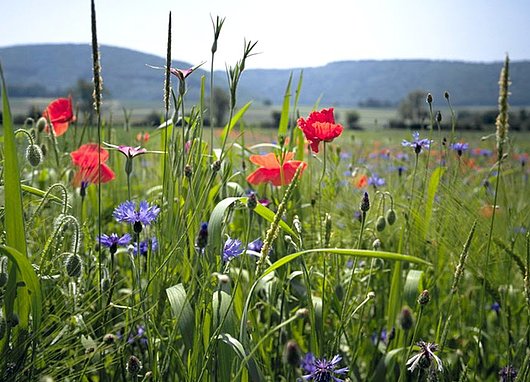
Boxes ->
[70,143,115,187]
[297,108,343,153]
[43,97,75,137]
[247,152,307,186]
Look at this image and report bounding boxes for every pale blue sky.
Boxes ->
[1,0,528,69]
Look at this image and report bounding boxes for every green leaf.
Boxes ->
[21,184,67,206]
[423,167,445,240]
[208,197,242,258]
[0,62,27,258]
[277,73,292,139]
[240,247,430,342]
[403,269,424,307]
[216,333,263,382]
[208,196,300,259]
[0,245,42,333]
[220,101,252,143]
[166,284,195,350]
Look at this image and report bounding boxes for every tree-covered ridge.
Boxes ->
[2,44,530,106]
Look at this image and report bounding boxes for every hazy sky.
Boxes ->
[1,0,529,70]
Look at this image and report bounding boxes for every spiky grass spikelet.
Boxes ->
[495,55,510,159]
[164,12,172,113]
[258,164,304,271]
[91,0,102,114]
[451,221,477,294]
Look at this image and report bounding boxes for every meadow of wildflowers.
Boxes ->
[0,2,529,382]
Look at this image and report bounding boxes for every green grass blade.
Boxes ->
[208,197,300,258]
[277,72,292,139]
[0,245,42,333]
[403,269,424,307]
[423,167,445,240]
[166,284,195,350]
[220,101,252,143]
[216,333,263,382]
[0,62,27,258]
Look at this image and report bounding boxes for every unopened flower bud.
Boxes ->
[398,307,414,330]
[247,192,257,210]
[26,144,43,167]
[218,274,230,284]
[211,160,221,173]
[372,239,381,250]
[126,355,142,375]
[376,216,386,232]
[36,117,47,132]
[444,91,450,100]
[360,192,370,212]
[184,164,193,179]
[385,209,396,225]
[296,308,309,318]
[64,253,82,278]
[417,289,430,306]
[426,93,433,104]
[40,143,48,157]
[436,110,442,123]
[103,333,117,344]
[283,340,301,367]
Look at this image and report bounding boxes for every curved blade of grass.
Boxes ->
[277,72,292,139]
[423,167,445,240]
[403,269,424,307]
[240,247,430,341]
[220,101,252,142]
[0,64,33,353]
[166,284,195,350]
[0,245,42,333]
[21,184,68,206]
[208,197,299,257]
[0,62,27,258]
[216,333,263,382]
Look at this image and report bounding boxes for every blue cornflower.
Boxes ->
[113,200,160,233]
[132,237,158,257]
[301,354,349,381]
[450,142,469,157]
[223,237,244,262]
[368,173,385,188]
[402,131,432,155]
[491,301,501,313]
[98,233,132,255]
[196,222,209,252]
[127,325,148,348]
[247,238,264,253]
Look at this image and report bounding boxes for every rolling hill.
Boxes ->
[1,44,529,106]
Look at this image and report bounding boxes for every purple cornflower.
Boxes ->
[406,340,443,373]
[300,352,316,374]
[113,200,160,234]
[247,238,264,253]
[499,365,518,382]
[98,233,132,255]
[223,237,244,262]
[132,237,158,257]
[368,173,385,188]
[301,354,349,381]
[450,142,469,157]
[371,328,388,346]
[402,131,432,155]
[491,301,501,314]
[127,325,148,348]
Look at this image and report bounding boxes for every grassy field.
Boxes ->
[1,11,530,382]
